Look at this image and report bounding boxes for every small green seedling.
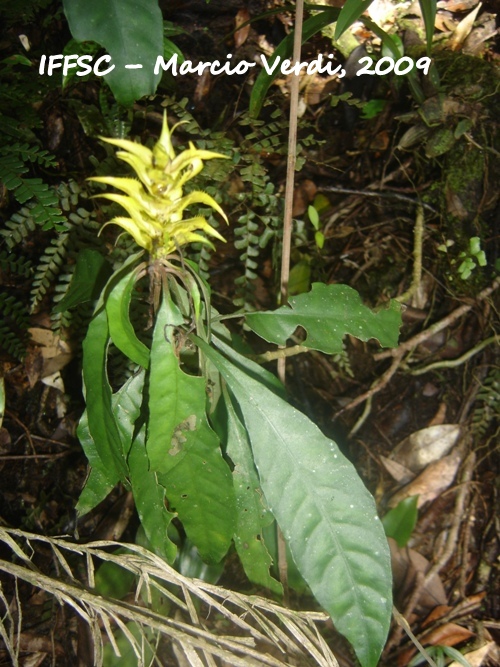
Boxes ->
[438,236,487,280]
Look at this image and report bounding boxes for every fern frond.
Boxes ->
[30,233,70,312]
[0,142,57,168]
[0,207,37,248]
[472,368,500,437]
[0,249,32,277]
[0,291,30,359]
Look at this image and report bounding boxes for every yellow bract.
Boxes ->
[90,114,229,258]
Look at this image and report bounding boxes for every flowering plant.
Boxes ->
[90,114,228,257]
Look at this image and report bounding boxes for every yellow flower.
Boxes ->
[90,114,229,258]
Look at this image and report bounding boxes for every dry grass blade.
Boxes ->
[0,528,339,666]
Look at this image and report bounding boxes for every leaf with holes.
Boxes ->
[246,282,401,354]
[147,295,235,563]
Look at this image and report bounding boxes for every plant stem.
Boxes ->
[277,0,304,601]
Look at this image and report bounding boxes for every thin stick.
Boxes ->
[277,0,305,601]
[395,204,424,304]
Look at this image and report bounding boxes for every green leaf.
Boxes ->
[419,0,437,56]
[361,17,424,103]
[246,282,401,354]
[147,296,235,563]
[308,204,320,230]
[112,368,178,562]
[82,306,128,481]
[158,412,236,563]
[129,426,178,563]
[224,388,282,595]
[249,8,340,118]
[197,339,392,667]
[53,249,112,313]
[76,409,120,516]
[213,335,287,399]
[441,646,472,667]
[382,496,418,547]
[62,0,163,106]
[105,261,149,369]
[145,293,192,472]
[334,0,374,40]
[288,259,312,296]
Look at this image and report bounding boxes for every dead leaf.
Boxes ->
[438,0,481,11]
[463,12,498,55]
[234,9,251,48]
[193,69,212,104]
[449,641,496,667]
[380,455,415,484]
[389,537,448,613]
[27,327,73,380]
[422,604,454,626]
[388,448,462,508]
[420,622,475,647]
[391,424,461,474]
[449,2,483,50]
[292,179,317,217]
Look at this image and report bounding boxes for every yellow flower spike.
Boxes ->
[92,114,229,258]
[98,136,153,167]
[152,116,187,167]
[101,217,154,252]
[95,193,162,234]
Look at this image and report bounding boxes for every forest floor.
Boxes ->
[0,1,499,666]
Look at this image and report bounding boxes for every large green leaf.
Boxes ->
[114,370,177,562]
[63,0,163,106]
[147,295,235,563]
[53,248,112,313]
[81,306,128,481]
[224,388,282,595]
[76,409,120,516]
[246,282,401,354]
[105,262,149,369]
[146,293,194,473]
[129,428,178,563]
[158,416,236,564]
[197,339,392,667]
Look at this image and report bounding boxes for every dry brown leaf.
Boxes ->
[438,0,481,11]
[292,179,317,217]
[422,604,454,626]
[389,538,448,613]
[420,622,475,647]
[435,11,459,31]
[234,9,251,48]
[391,424,461,474]
[449,2,483,49]
[193,69,212,104]
[449,641,497,667]
[380,455,415,484]
[463,12,498,55]
[27,327,73,380]
[388,448,462,508]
